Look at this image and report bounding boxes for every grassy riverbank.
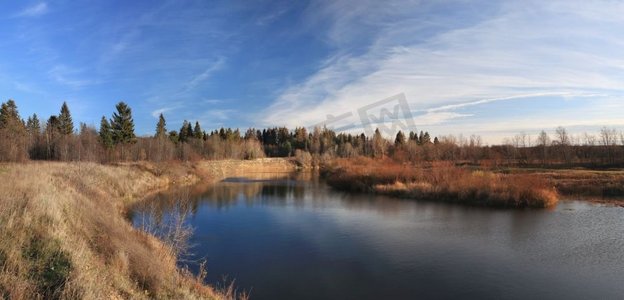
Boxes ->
[0,159,294,299]
[323,158,559,208]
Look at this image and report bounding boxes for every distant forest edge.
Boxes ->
[1,99,623,167]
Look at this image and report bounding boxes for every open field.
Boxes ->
[0,159,295,300]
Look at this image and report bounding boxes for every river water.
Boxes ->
[131,174,624,300]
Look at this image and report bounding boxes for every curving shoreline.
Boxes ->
[0,159,295,299]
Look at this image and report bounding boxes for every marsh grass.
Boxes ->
[325,157,559,208]
[530,169,624,198]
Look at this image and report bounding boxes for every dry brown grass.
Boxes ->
[0,161,259,299]
[505,168,624,199]
[324,157,559,208]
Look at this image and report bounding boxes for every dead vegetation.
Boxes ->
[0,161,266,299]
[324,157,559,208]
[501,168,624,201]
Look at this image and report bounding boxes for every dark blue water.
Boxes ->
[132,175,624,300]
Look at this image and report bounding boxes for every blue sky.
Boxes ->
[1,0,623,143]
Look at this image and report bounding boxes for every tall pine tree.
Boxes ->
[155,113,167,138]
[110,102,136,144]
[179,120,191,143]
[99,116,113,148]
[58,101,74,135]
[46,116,60,135]
[193,121,203,139]
[26,114,41,134]
[0,99,23,130]
[394,130,406,147]
[422,132,431,144]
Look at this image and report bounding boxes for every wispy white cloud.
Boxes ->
[150,107,175,118]
[205,109,235,121]
[48,65,97,88]
[261,0,624,141]
[202,98,224,104]
[109,29,141,57]
[185,57,226,91]
[425,92,606,113]
[97,1,175,64]
[256,6,289,26]
[15,2,48,18]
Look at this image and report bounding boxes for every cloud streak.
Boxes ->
[16,2,48,17]
[48,65,98,89]
[261,0,624,141]
[184,57,226,91]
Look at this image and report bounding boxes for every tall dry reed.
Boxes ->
[324,157,558,208]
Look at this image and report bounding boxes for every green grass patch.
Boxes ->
[23,236,72,300]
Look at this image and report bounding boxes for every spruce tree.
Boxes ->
[26,114,41,134]
[31,114,40,132]
[186,123,194,139]
[422,132,431,144]
[225,128,234,140]
[110,102,136,144]
[99,116,113,148]
[395,130,406,147]
[58,101,74,135]
[155,113,167,138]
[179,120,190,143]
[0,99,22,129]
[46,116,60,134]
[193,121,203,139]
[168,130,179,144]
[0,100,28,161]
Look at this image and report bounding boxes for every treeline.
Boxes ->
[1,98,623,167]
[0,99,265,162]
[391,127,624,168]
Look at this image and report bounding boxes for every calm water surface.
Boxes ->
[132,174,624,300]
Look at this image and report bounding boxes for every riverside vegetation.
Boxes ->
[0,162,210,299]
[1,98,624,298]
[323,157,559,208]
[0,159,293,299]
